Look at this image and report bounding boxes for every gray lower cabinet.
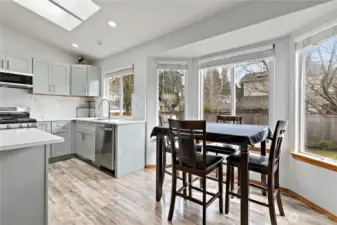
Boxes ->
[75,131,95,162]
[51,121,71,158]
[36,122,52,158]
[51,131,71,157]
[75,122,96,162]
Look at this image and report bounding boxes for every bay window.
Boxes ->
[158,62,187,120]
[105,66,134,116]
[297,27,337,162]
[200,46,273,126]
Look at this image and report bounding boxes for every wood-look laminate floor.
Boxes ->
[49,158,335,225]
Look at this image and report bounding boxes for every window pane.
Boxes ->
[107,77,120,116]
[303,37,337,161]
[123,74,134,116]
[235,59,269,125]
[203,66,231,122]
[158,70,185,120]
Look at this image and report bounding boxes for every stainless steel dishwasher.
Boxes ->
[95,124,115,171]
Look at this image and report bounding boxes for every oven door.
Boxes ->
[0,72,33,88]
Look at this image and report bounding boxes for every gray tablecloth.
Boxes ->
[150,122,271,146]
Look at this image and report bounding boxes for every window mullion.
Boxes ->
[120,76,124,116]
[231,65,236,116]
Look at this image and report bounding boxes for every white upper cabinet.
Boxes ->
[53,63,70,95]
[71,65,87,96]
[5,52,33,74]
[71,65,101,97]
[33,58,70,95]
[33,58,52,94]
[87,65,101,97]
[0,52,5,70]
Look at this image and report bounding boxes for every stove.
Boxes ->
[0,107,37,130]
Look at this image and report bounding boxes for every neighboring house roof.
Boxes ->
[240,72,268,82]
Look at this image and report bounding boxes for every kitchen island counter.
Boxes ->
[0,128,64,151]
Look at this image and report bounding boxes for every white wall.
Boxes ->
[284,10,337,216]
[97,2,337,216]
[0,88,86,120]
[0,24,86,120]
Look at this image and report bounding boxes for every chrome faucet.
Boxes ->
[98,98,111,119]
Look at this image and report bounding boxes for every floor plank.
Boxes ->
[49,158,336,225]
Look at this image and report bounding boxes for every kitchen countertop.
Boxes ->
[74,118,146,125]
[0,128,64,151]
[38,117,146,125]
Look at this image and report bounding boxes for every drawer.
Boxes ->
[75,121,95,134]
[52,121,70,133]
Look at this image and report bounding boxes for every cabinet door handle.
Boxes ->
[6,60,9,69]
[1,59,3,69]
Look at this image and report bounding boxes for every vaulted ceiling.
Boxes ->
[0,0,246,60]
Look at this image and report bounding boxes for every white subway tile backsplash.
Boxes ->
[0,87,87,120]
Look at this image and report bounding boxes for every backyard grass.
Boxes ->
[306,148,337,161]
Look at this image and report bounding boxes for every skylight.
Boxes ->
[49,0,100,21]
[14,0,100,31]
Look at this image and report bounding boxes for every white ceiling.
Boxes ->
[0,0,246,60]
[158,0,337,58]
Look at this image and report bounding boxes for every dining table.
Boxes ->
[150,122,271,225]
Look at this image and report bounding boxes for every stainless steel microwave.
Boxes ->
[0,72,33,89]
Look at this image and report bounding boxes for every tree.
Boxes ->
[158,70,184,112]
[203,67,231,112]
[305,39,337,114]
[123,74,134,113]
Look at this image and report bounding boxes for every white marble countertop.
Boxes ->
[74,118,146,125]
[38,117,146,125]
[0,128,64,151]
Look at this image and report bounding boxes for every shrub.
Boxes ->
[204,104,212,113]
[315,140,333,150]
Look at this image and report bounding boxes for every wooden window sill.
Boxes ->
[291,152,337,172]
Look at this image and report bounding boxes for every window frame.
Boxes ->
[297,34,337,163]
[199,56,275,127]
[157,68,187,120]
[104,73,134,117]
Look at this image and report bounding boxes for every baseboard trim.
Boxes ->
[145,165,337,222]
[145,165,156,169]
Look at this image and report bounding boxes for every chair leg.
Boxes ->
[230,166,235,192]
[202,175,207,225]
[268,172,278,225]
[200,177,204,189]
[183,172,187,198]
[188,173,192,198]
[168,168,177,221]
[225,164,231,214]
[261,174,267,196]
[215,153,219,178]
[275,169,285,216]
[218,164,223,214]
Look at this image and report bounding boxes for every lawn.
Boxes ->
[305,148,337,161]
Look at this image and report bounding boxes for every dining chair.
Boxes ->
[202,115,242,188]
[225,120,288,225]
[168,119,224,225]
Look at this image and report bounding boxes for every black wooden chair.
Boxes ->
[167,119,224,225]
[225,120,288,225]
[201,115,242,189]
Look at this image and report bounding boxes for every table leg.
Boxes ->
[156,136,164,202]
[261,140,267,196]
[240,143,249,225]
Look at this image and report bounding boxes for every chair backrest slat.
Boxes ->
[168,119,207,169]
[268,120,288,170]
[217,115,243,124]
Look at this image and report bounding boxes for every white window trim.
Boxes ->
[294,22,337,162]
[103,67,134,117]
[199,56,274,127]
[157,68,188,119]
